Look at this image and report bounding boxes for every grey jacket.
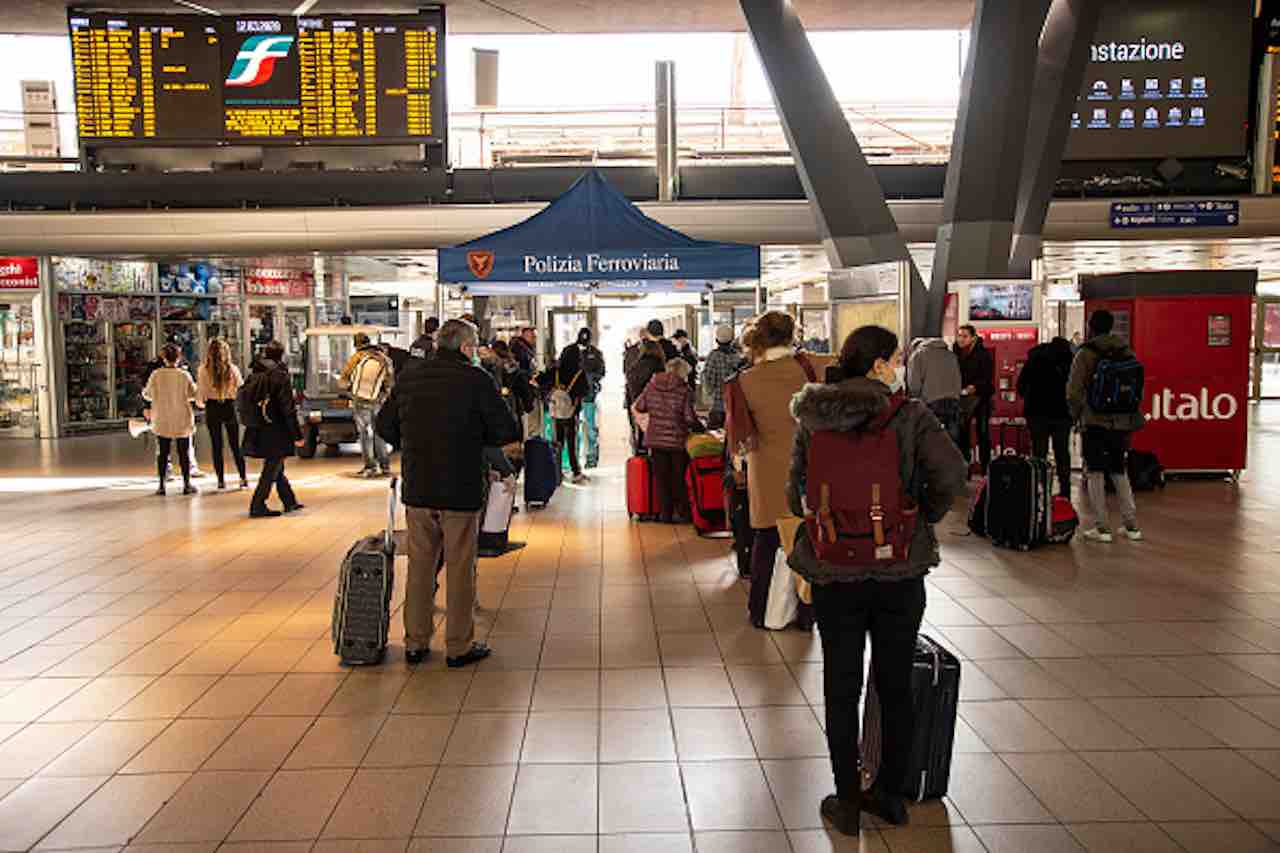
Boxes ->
[907,338,962,403]
[785,377,968,583]
[1067,334,1146,432]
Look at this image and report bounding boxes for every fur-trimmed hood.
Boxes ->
[790,377,892,432]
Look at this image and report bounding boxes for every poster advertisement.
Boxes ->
[1208,313,1231,347]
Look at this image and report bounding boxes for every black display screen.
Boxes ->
[1064,0,1253,161]
[69,9,445,146]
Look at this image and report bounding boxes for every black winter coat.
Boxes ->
[555,344,592,402]
[242,360,303,459]
[625,353,665,408]
[376,349,520,512]
[1017,339,1073,420]
[954,338,996,400]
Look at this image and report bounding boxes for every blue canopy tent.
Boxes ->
[439,169,761,294]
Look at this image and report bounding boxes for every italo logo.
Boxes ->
[226,35,294,87]
[1148,388,1239,421]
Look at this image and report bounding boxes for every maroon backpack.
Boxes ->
[804,395,919,571]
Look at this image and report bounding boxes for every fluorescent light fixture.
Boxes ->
[293,0,320,14]
[172,0,220,14]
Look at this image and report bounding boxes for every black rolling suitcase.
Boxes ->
[332,478,398,665]
[985,454,1051,550]
[860,634,961,801]
[524,436,560,508]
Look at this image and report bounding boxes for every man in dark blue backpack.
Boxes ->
[1067,310,1146,544]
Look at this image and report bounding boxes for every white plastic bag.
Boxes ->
[482,476,517,535]
[763,548,800,629]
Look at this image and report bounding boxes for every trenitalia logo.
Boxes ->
[1148,388,1239,422]
[226,35,294,87]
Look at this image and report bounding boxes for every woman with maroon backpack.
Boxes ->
[786,325,966,837]
[633,358,702,523]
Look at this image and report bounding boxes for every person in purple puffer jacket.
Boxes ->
[633,358,703,523]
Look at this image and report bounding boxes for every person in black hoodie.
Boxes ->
[953,325,995,474]
[625,339,667,452]
[241,341,305,518]
[376,319,520,668]
[1017,336,1075,497]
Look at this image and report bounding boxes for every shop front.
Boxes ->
[242,268,317,393]
[0,257,53,438]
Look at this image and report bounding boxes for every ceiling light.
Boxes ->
[172,0,220,14]
[293,0,320,15]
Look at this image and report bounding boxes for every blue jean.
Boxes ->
[353,402,390,471]
[580,400,599,466]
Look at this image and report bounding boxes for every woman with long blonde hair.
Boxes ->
[197,338,248,490]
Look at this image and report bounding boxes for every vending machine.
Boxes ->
[951,280,1042,456]
[1080,270,1255,474]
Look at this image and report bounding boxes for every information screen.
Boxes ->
[1065,0,1253,161]
[969,283,1034,322]
[69,9,445,146]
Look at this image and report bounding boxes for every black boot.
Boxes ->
[862,783,909,826]
[820,794,860,837]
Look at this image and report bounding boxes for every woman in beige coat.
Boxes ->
[736,311,833,628]
[143,344,198,496]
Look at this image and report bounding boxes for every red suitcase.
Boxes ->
[627,455,657,520]
[686,456,729,535]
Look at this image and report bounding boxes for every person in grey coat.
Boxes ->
[906,337,962,445]
[1067,309,1146,543]
[785,326,967,837]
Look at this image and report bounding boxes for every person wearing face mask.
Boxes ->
[375,319,520,668]
[572,328,606,469]
[786,325,967,837]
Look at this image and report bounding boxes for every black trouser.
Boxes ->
[554,417,581,476]
[747,525,782,626]
[927,398,961,450]
[726,482,754,574]
[157,436,191,487]
[813,577,926,801]
[958,396,992,472]
[1028,416,1072,496]
[251,456,297,512]
[205,400,246,486]
[650,447,689,522]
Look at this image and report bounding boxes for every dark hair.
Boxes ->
[261,340,285,363]
[673,329,689,340]
[646,319,665,338]
[959,324,977,337]
[838,325,899,379]
[161,344,181,364]
[1089,309,1115,336]
[577,327,592,344]
[753,311,795,350]
[423,317,440,335]
[641,339,666,362]
[492,339,510,356]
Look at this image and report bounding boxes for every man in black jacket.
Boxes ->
[1017,336,1075,496]
[242,341,305,518]
[376,319,520,668]
[953,325,995,475]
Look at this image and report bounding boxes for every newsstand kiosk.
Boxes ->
[950,279,1043,456]
[1080,270,1256,475]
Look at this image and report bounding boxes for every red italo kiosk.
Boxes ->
[949,280,1043,456]
[1079,270,1256,475]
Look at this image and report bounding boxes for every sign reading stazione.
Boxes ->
[0,257,39,289]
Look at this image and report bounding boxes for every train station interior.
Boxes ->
[2,0,1280,851]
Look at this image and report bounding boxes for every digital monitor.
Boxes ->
[1064,0,1252,160]
[69,9,446,146]
[968,282,1034,322]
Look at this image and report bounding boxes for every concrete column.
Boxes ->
[929,0,1050,330]
[740,0,928,336]
[656,61,678,202]
[1009,0,1102,276]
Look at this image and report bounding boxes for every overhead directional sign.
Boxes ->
[1110,200,1239,229]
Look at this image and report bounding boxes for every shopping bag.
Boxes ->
[763,549,800,630]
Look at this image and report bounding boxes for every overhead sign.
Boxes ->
[1110,200,1239,228]
[0,257,39,289]
[68,9,446,146]
[244,268,313,298]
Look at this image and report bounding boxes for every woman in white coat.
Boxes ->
[143,344,198,496]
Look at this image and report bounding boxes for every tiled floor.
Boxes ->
[1,403,1280,853]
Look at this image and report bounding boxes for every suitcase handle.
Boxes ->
[385,476,399,554]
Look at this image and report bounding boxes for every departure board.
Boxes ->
[68,9,446,146]
[70,13,223,140]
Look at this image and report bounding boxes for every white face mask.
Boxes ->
[890,365,906,393]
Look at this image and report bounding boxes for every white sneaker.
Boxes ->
[1122,525,1144,541]
[1083,527,1114,544]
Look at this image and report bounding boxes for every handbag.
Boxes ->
[777,514,812,605]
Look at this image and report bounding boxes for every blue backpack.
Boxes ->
[1086,346,1144,415]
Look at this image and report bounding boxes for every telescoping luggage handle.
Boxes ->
[385,477,399,554]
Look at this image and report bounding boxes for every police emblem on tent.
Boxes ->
[467,251,495,279]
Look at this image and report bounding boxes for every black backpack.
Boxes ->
[237,372,274,428]
[1086,345,1144,415]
